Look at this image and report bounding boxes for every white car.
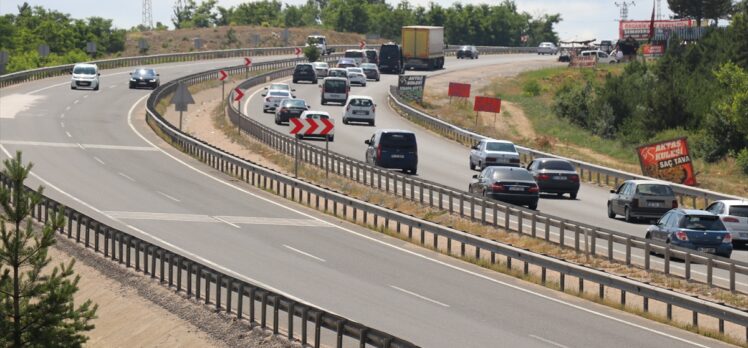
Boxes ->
[706,200,748,245]
[297,111,334,141]
[469,139,521,170]
[581,50,617,64]
[70,63,100,90]
[342,96,376,126]
[537,42,558,55]
[263,90,293,113]
[262,83,295,97]
[345,67,367,86]
[312,62,329,77]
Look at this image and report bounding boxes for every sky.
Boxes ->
[0,0,674,42]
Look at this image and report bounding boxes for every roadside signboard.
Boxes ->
[642,44,665,57]
[233,87,245,102]
[38,44,50,58]
[636,137,697,186]
[619,19,693,41]
[359,40,366,49]
[244,57,252,66]
[569,55,596,68]
[86,42,97,54]
[290,118,334,136]
[218,69,228,81]
[171,83,194,130]
[474,96,501,113]
[294,47,302,56]
[448,82,471,98]
[398,75,426,102]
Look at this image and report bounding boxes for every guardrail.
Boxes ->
[210,61,748,294]
[144,61,748,344]
[387,86,745,207]
[0,44,360,88]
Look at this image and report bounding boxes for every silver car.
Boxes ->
[705,200,748,245]
[469,139,521,170]
[607,180,678,222]
[345,67,367,86]
[537,42,558,55]
[312,62,329,77]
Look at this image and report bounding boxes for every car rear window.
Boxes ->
[493,168,534,181]
[269,84,289,90]
[540,160,575,171]
[350,99,373,107]
[679,215,726,231]
[380,133,416,149]
[729,205,748,217]
[636,184,674,196]
[324,80,347,92]
[345,51,364,58]
[380,45,399,56]
[296,65,313,71]
[285,100,306,107]
[269,91,290,97]
[329,70,347,77]
[304,113,329,119]
[486,142,516,152]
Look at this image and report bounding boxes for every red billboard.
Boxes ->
[448,82,471,98]
[636,137,697,186]
[473,96,501,113]
[619,19,693,40]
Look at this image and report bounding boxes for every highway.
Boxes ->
[242,54,748,291]
[0,53,731,347]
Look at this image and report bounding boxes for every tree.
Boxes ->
[303,37,320,62]
[172,0,196,29]
[667,0,732,26]
[0,151,97,347]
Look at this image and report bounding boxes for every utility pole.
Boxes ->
[655,0,662,20]
[615,1,636,21]
[142,0,153,30]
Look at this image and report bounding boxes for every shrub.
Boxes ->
[736,148,748,175]
[523,80,541,96]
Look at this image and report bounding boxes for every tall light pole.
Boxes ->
[142,0,153,30]
[615,1,636,21]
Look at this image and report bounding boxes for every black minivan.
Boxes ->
[365,130,418,174]
[378,43,403,74]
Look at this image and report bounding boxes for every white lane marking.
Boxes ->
[109,85,117,89]
[65,106,71,111]
[73,99,79,104]
[104,211,326,228]
[529,335,569,348]
[0,144,335,318]
[212,216,240,229]
[118,172,135,182]
[60,121,65,128]
[156,191,181,202]
[83,95,88,99]
[77,143,85,150]
[129,91,712,347]
[93,156,105,165]
[60,113,65,118]
[0,140,158,151]
[218,215,328,227]
[390,285,450,308]
[283,244,326,262]
[65,131,72,138]
[0,93,46,119]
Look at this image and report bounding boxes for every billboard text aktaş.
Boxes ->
[636,137,697,186]
[619,19,693,40]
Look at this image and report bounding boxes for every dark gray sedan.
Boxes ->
[526,158,580,199]
[469,167,539,209]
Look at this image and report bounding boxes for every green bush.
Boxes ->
[522,80,541,96]
[736,149,748,175]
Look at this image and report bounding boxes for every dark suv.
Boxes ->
[274,99,310,125]
[292,63,317,84]
[378,43,403,74]
[365,130,418,174]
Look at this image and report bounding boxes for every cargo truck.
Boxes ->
[401,26,444,70]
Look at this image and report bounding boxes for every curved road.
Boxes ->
[0,54,730,347]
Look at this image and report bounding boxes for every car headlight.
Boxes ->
[149,79,157,82]
[130,78,136,81]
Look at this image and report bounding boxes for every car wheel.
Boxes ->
[321,99,326,105]
[570,192,578,200]
[556,192,564,198]
[71,86,76,90]
[363,83,367,87]
[94,84,99,91]
[369,120,375,126]
[624,207,635,222]
[342,118,348,124]
[478,161,483,170]
[293,79,298,83]
[409,168,417,175]
[469,159,475,170]
[607,202,616,218]
[376,77,380,82]
[528,201,538,210]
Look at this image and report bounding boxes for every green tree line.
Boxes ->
[173,0,560,46]
[0,3,126,73]
[552,3,748,172]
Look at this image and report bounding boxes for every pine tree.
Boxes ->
[0,151,97,347]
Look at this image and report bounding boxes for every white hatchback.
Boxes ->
[345,68,367,86]
[706,200,748,245]
[263,90,293,113]
[342,96,376,126]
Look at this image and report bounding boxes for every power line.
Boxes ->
[614,1,636,21]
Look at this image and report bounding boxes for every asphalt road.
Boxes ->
[242,54,748,292]
[0,53,732,348]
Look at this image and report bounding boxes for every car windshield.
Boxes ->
[729,205,748,217]
[679,215,725,231]
[269,84,290,91]
[304,113,329,119]
[380,133,416,149]
[324,80,347,92]
[636,184,674,196]
[284,100,306,107]
[493,169,533,181]
[73,66,96,75]
[269,91,290,97]
[365,51,377,60]
[461,46,470,50]
[486,142,516,152]
[540,160,575,171]
[133,69,156,77]
[313,62,328,68]
[329,70,347,77]
[350,98,373,107]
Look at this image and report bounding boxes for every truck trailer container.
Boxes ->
[401,26,444,70]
